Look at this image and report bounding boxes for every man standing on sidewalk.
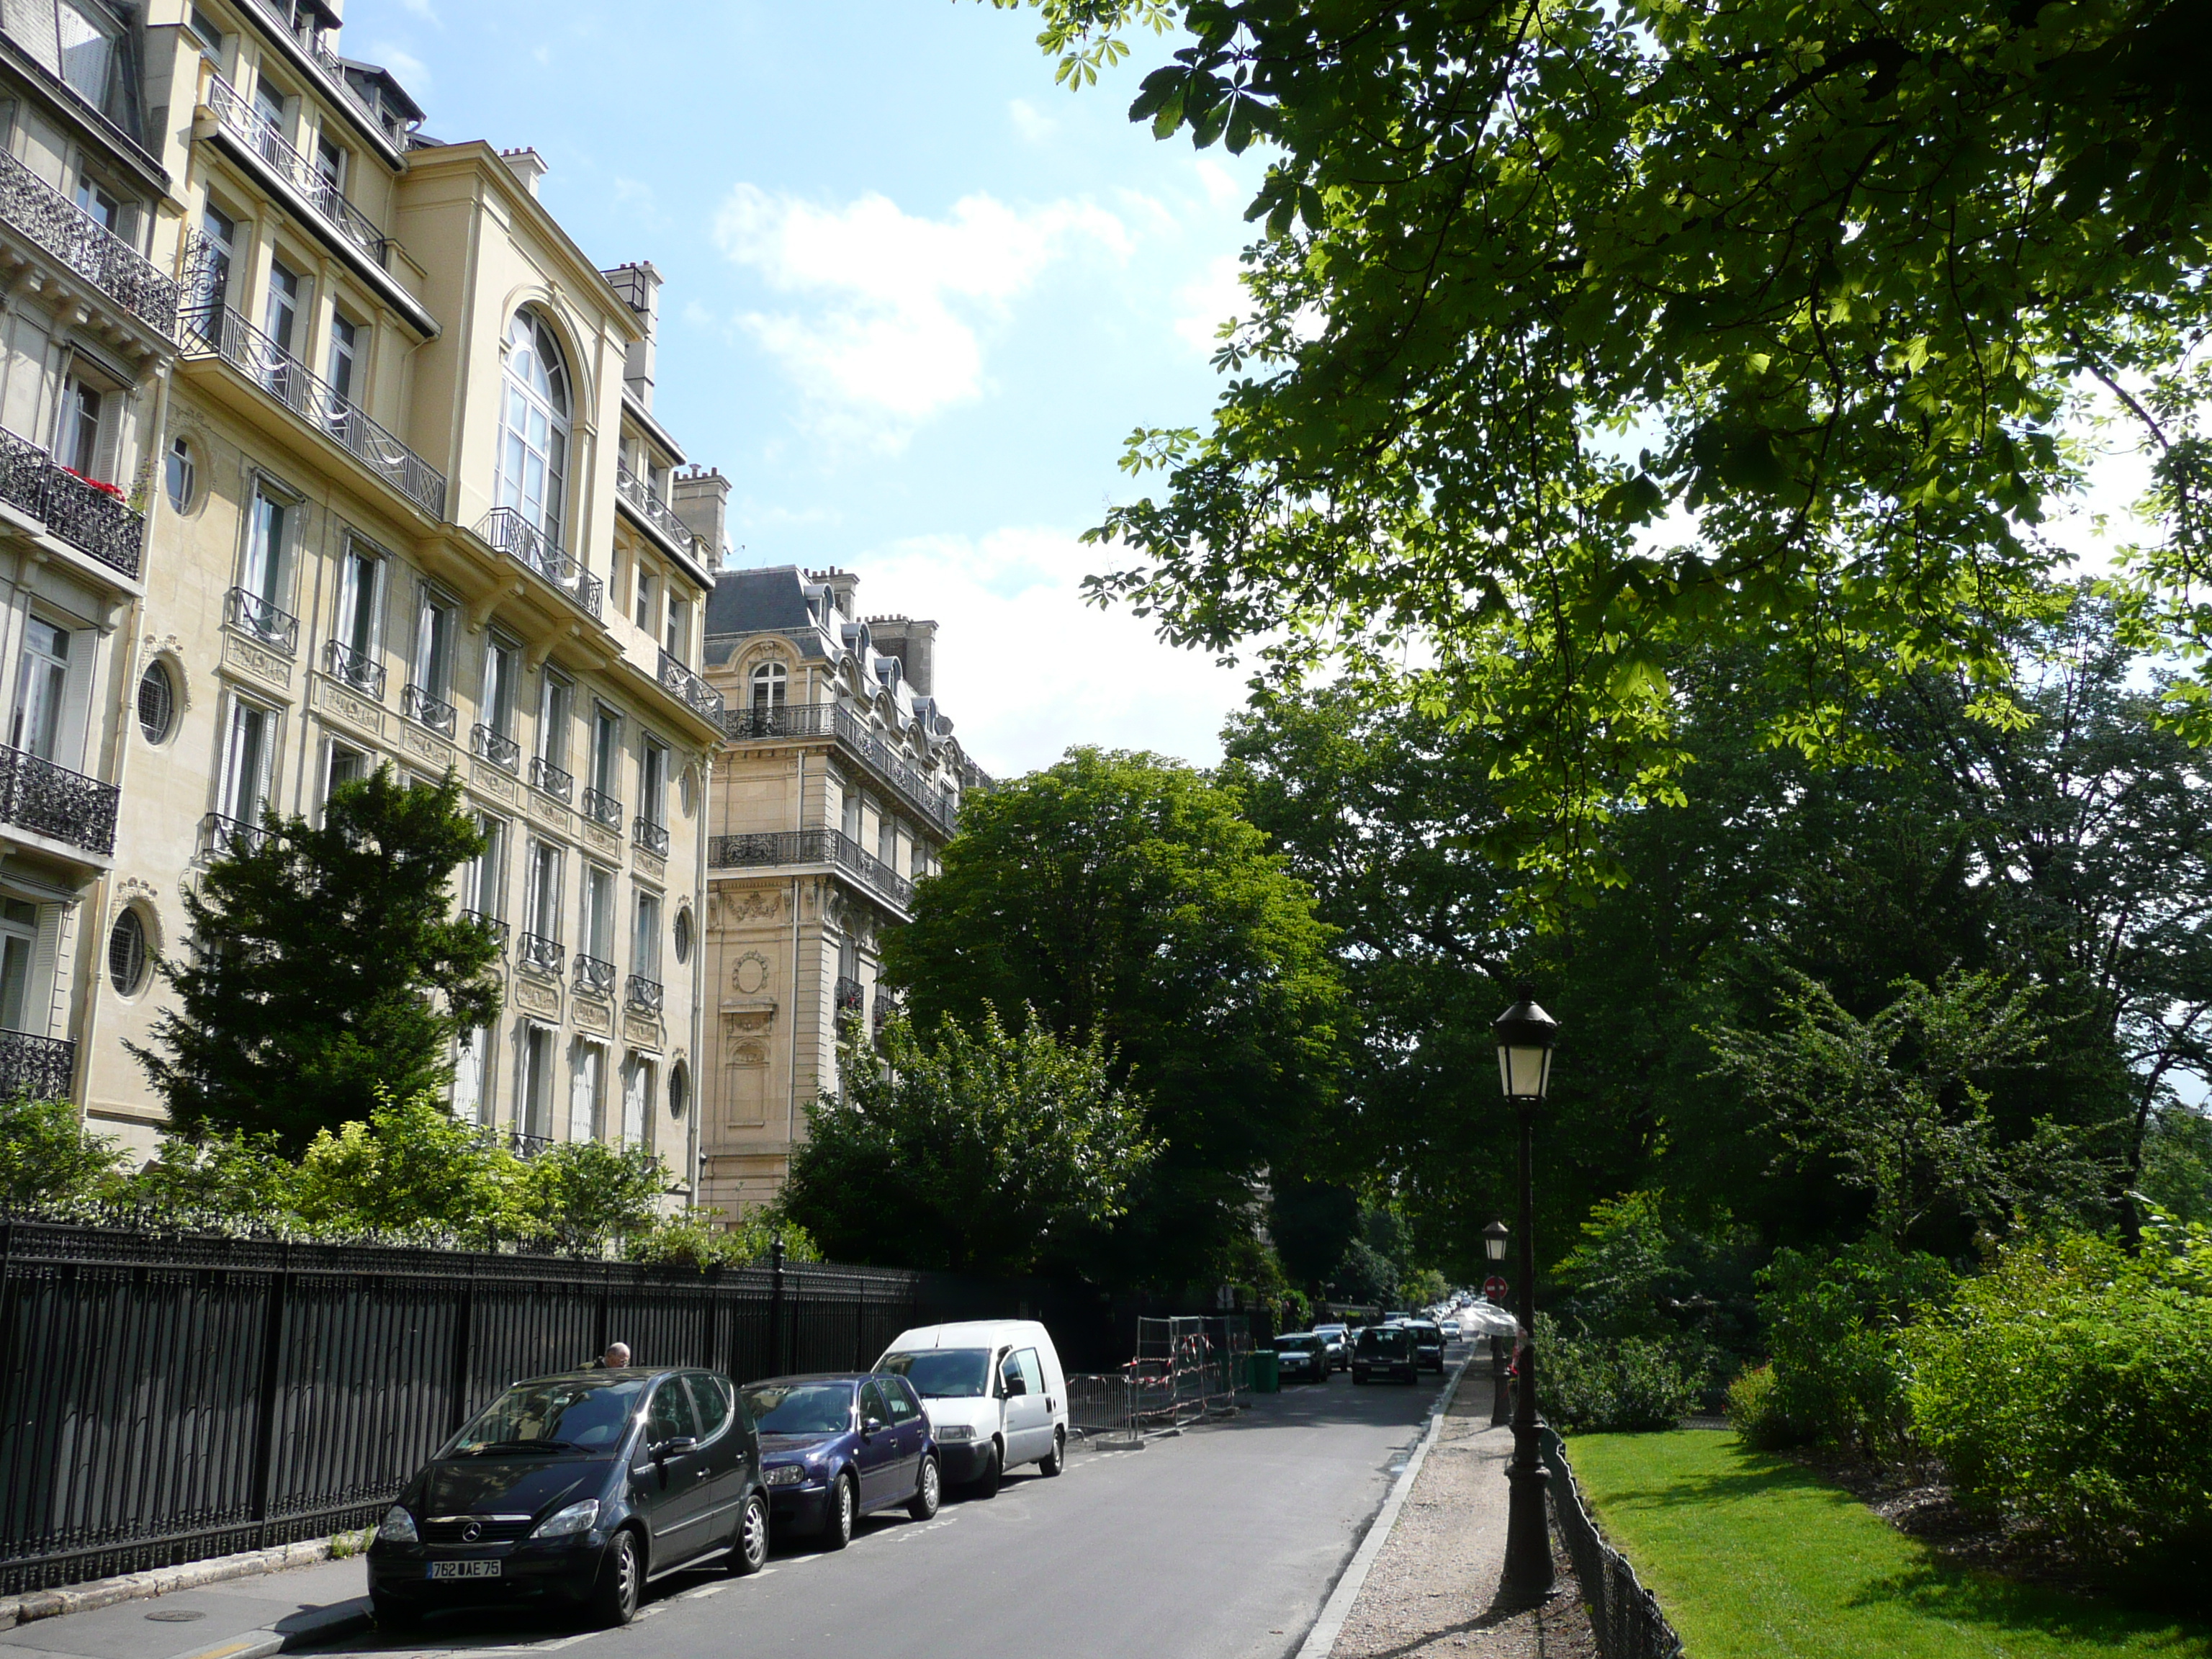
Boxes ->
[584,1341,631,1370]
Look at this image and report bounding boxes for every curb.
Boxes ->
[1294,1355,1471,1659]
[0,1532,374,1635]
[165,1599,376,1659]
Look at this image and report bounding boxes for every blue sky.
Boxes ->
[343,0,1267,778]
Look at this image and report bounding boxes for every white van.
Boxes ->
[874,1320,1069,1495]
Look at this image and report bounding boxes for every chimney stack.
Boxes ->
[670,466,729,566]
[600,261,662,409]
[864,616,938,698]
[806,567,860,620]
[498,147,547,197]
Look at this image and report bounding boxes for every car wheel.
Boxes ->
[1039,1426,1066,1477]
[731,1493,769,1575]
[591,1527,642,1628]
[909,1455,941,1520]
[369,1593,421,1631]
[820,1471,856,1550]
[968,1440,1002,1498]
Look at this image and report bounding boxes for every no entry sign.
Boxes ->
[1483,1276,1510,1304]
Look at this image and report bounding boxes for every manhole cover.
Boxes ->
[145,1610,206,1622]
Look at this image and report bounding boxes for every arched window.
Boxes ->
[750,660,786,712]
[495,310,571,547]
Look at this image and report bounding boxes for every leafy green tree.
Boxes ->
[0,1095,128,1204]
[988,0,2212,901]
[885,747,1345,1286]
[135,765,501,1150]
[514,1138,670,1250]
[129,1129,297,1216]
[292,1092,524,1242]
[782,1010,1159,1277]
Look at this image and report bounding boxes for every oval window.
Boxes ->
[672,907,692,965]
[138,660,175,744]
[668,1060,689,1120]
[165,436,195,513]
[108,907,148,996]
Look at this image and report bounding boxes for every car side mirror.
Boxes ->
[1003,1375,1028,1398]
[862,1416,885,1437]
[652,1435,698,1460]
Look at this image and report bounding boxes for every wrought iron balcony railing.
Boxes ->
[515,931,562,976]
[709,827,913,912]
[835,975,865,1018]
[614,462,708,561]
[530,755,573,803]
[572,953,616,997]
[626,974,663,1014]
[461,909,508,950]
[721,701,830,742]
[476,508,602,621]
[470,724,521,772]
[633,816,670,858]
[580,787,621,830]
[225,587,299,656]
[0,1030,75,1101]
[0,745,119,856]
[0,426,146,579]
[205,74,390,265]
[508,1128,554,1159]
[179,299,447,519]
[321,637,385,699]
[236,0,408,146]
[718,702,958,835]
[0,145,178,336]
[201,812,271,859]
[657,647,723,720]
[403,682,457,739]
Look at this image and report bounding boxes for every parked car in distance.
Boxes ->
[367,1367,765,1630]
[1272,1333,1331,1382]
[1440,1320,1461,1340]
[1352,1325,1420,1385]
[876,1320,1068,1496]
[1406,1319,1446,1372]
[1313,1323,1351,1371]
[742,1373,938,1549]
[1384,1310,1411,1324]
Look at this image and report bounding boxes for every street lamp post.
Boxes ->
[1484,1220,1511,1426]
[1493,983,1559,1604]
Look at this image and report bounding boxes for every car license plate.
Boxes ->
[428,1560,500,1580]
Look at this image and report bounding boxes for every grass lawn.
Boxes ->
[1565,1431,2211,1659]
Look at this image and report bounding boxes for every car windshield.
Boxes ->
[744,1382,854,1435]
[877,1349,991,1399]
[1277,1335,1320,1353]
[450,1377,644,1455]
[1357,1328,1406,1354]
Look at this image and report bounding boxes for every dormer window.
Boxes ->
[750,661,786,713]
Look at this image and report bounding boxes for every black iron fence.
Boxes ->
[1542,1428,1684,1659]
[0,1218,1103,1596]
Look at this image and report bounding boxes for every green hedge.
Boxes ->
[1539,1313,1701,1431]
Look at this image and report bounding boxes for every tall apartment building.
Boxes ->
[0,0,729,1187]
[696,565,986,1214]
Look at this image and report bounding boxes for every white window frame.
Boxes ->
[218,695,278,825]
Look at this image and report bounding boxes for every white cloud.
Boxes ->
[846,526,1251,775]
[712,186,1131,444]
[369,42,429,89]
[1193,158,1244,210]
[1172,253,1246,356]
[396,0,438,20]
[1008,98,1056,144]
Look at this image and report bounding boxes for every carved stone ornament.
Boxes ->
[732,951,771,996]
[583,822,621,860]
[631,846,666,883]
[471,760,523,806]
[719,887,784,925]
[575,997,613,1035]
[220,631,293,693]
[624,1012,661,1049]
[514,976,559,1018]
[118,876,159,902]
[314,676,384,737]
[400,722,452,764]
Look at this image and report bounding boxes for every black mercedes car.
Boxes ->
[1350,1324,1419,1385]
[367,1367,766,1629]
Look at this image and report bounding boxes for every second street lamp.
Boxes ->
[1485,1220,1511,1426]
[1493,982,1560,1604]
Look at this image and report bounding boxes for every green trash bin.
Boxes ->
[1250,1349,1280,1393]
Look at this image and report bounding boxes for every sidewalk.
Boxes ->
[1319,1364,1595,1658]
[0,1558,369,1659]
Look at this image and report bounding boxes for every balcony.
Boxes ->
[580,787,621,831]
[237,0,410,148]
[0,747,118,857]
[226,587,299,656]
[205,74,389,266]
[461,909,508,951]
[508,1128,554,1159]
[0,1030,76,1101]
[471,724,521,772]
[657,648,724,721]
[835,975,864,1019]
[0,426,146,580]
[201,813,271,859]
[322,638,385,699]
[614,461,709,563]
[477,508,602,621]
[633,815,670,858]
[0,147,178,338]
[626,974,664,1014]
[181,300,447,520]
[719,702,959,836]
[530,755,574,804]
[709,827,913,914]
[573,953,616,998]
[516,931,562,977]
[403,682,457,739]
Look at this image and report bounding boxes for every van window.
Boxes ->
[878,1348,991,1398]
[1012,1349,1045,1397]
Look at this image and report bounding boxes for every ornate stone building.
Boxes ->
[0,0,729,1188]
[697,566,986,1214]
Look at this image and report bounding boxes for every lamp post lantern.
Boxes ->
[1484,1220,1511,1427]
[1493,982,1558,1604]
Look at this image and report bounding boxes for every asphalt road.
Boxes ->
[314,1344,1469,1659]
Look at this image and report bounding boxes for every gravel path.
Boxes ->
[1326,1367,1597,1659]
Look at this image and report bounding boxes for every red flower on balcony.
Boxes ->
[61,467,125,498]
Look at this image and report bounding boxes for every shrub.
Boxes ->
[1907,1218,2212,1587]
[1755,1236,1952,1455]
[625,1208,819,1269]
[1539,1313,1701,1432]
[0,1094,130,1204]
[1726,1363,1797,1450]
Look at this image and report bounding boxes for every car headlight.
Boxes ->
[764,1464,806,1487]
[378,1506,418,1544]
[933,1424,974,1442]
[531,1499,600,1539]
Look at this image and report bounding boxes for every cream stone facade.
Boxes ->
[0,0,729,1188]
[697,566,988,1214]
